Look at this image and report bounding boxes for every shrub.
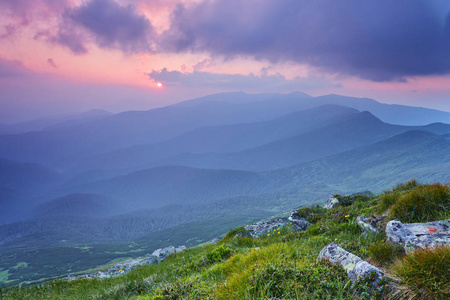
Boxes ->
[296,206,325,223]
[393,179,419,192]
[377,191,400,213]
[389,184,450,223]
[206,246,233,264]
[368,241,404,266]
[247,260,352,299]
[393,246,450,299]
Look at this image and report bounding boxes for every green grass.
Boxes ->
[1,181,448,299]
[389,183,450,223]
[393,246,450,299]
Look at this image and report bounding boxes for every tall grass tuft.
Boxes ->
[389,183,450,223]
[393,246,450,299]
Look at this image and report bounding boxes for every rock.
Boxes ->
[386,219,450,252]
[324,196,340,209]
[357,216,378,234]
[403,219,450,236]
[406,234,450,252]
[386,220,417,247]
[318,242,384,285]
[67,245,186,281]
[146,245,186,265]
[244,219,285,238]
[288,210,311,232]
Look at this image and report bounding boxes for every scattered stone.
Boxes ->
[357,216,378,234]
[324,196,340,209]
[244,219,285,238]
[288,210,311,232]
[318,242,384,285]
[386,219,450,252]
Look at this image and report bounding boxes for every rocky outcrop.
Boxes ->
[67,245,186,281]
[288,210,311,232]
[386,219,450,252]
[324,196,339,209]
[146,245,186,265]
[244,219,285,237]
[318,242,384,285]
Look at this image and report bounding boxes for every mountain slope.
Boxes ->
[280,130,450,194]
[70,105,359,176]
[69,166,281,211]
[150,112,450,171]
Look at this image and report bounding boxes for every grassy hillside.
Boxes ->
[1,181,449,299]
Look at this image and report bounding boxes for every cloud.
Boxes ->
[161,0,450,81]
[47,58,57,69]
[0,57,32,78]
[148,68,340,91]
[65,0,155,53]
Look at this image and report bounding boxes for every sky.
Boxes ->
[1,0,450,123]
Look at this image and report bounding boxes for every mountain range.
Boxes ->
[1,91,450,285]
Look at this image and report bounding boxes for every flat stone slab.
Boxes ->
[386,219,450,252]
[406,234,450,252]
[318,242,384,284]
[403,219,450,236]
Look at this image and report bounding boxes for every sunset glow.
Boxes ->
[1,0,450,123]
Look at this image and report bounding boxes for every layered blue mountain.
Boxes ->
[1,92,449,169]
[146,112,450,171]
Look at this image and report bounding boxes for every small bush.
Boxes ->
[377,191,401,213]
[389,184,450,223]
[296,206,325,223]
[393,246,450,299]
[368,241,404,266]
[393,179,419,192]
[248,260,352,299]
[206,246,233,264]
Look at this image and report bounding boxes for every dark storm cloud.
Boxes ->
[161,0,450,81]
[66,0,154,53]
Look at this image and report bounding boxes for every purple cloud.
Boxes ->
[47,58,57,69]
[0,57,32,78]
[65,0,154,53]
[161,0,450,81]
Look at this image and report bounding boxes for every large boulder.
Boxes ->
[288,210,311,232]
[386,219,450,252]
[318,242,384,284]
[386,220,417,246]
[324,196,340,209]
[244,219,285,238]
